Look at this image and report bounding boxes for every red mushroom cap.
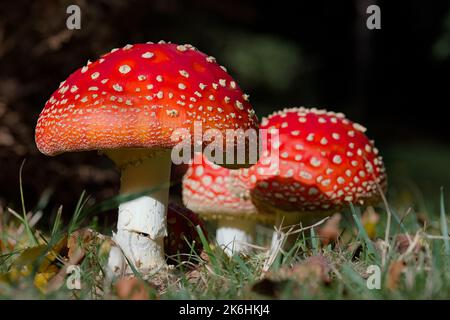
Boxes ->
[35,42,258,156]
[182,152,271,221]
[165,202,207,262]
[241,107,387,214]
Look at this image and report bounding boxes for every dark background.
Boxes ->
[0,0,449,228]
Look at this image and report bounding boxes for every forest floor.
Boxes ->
[1,168,449,300]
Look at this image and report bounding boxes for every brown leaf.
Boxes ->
[115,277,152,300]
[253,255,332,298]
[290,255,331,284]
[318,213,341,246]
[67,228,97,262]
[386,260,405,290]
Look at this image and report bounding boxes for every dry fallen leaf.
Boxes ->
[318,213,342,246]
[115,276,151,300]
[67,228,104,262]
[361,206,380,239]
[288,255,331,284]
[253,255,332,298]
[386,260,406,290]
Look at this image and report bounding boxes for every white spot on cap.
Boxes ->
[113,84,123,92]
[91,72,100,79]
[142,52,154,59]
[179,70,189,78]
[119,65,131,74]
[332,155,342,164]
[285,169,294,178]
[353,122,367,132]
[299,171,313,180]
[310,157,321,167]
[202,175,212,186]
[166,109,178,117]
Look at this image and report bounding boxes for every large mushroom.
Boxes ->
[240,107,387,246]
[182,153,273,255]
[35,42,258,274]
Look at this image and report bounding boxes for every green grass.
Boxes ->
[0,184,449,300]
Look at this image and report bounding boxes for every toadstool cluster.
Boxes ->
[182,107,387,253]
[35,42,258,275]
[35,37,388,269]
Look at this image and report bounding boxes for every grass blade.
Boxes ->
[195,225,220,273]
[18,160,38,246]
[350,204,380,263]
[440,187,450,254]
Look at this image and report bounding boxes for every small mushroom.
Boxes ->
[165,202,208,263]
[182,153,273,255]
[240,107,387,247]
[35,42,258,275]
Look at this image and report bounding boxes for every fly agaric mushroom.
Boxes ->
[240,107,387,245]
[165,202,208,263]
[182,153,273,255]
[35,42,258,274]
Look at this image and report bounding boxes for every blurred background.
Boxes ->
[0,0,449,229]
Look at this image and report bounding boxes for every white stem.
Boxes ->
[216,219,255,256]
[108,151,172,275]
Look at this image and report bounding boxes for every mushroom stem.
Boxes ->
[109,150,172,274]
[216,219,255,255]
